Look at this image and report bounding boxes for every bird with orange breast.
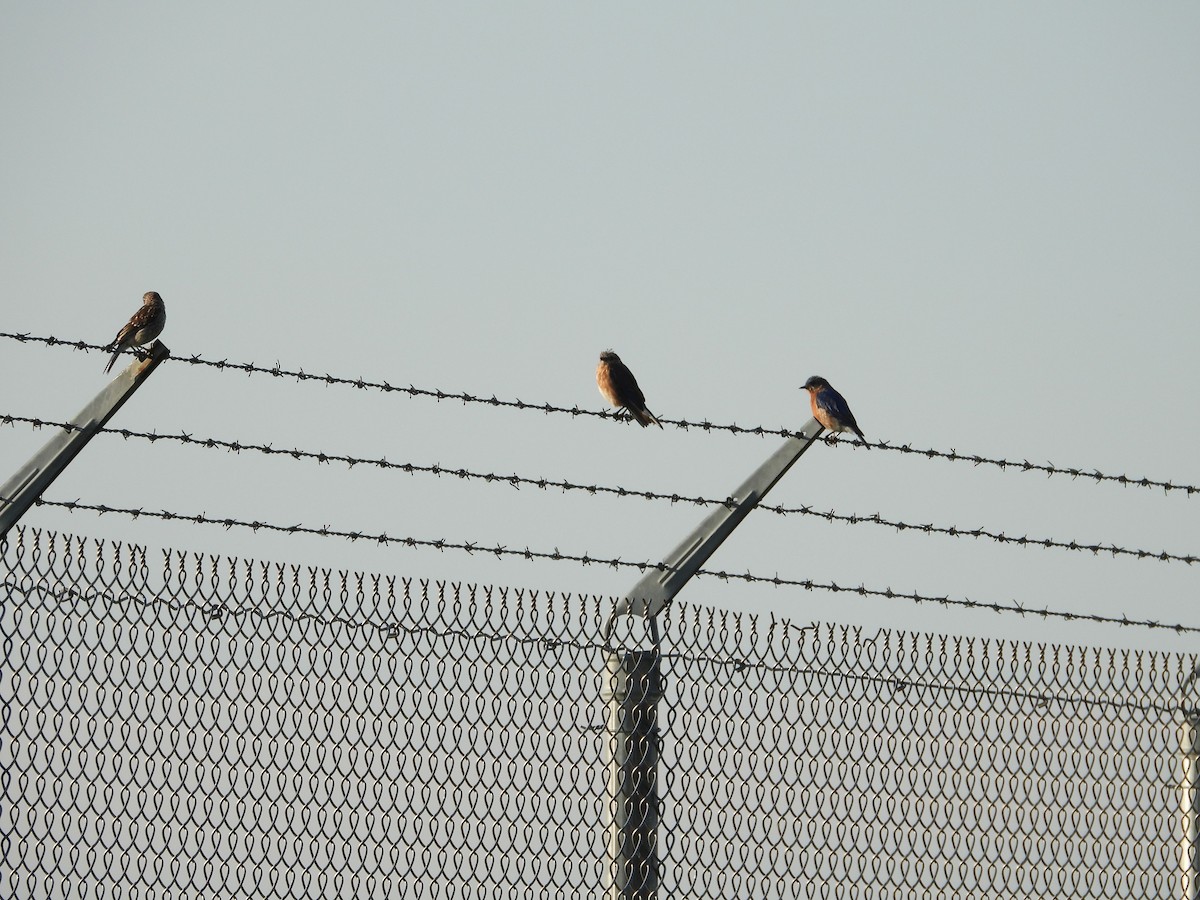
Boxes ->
[104,291,167,372]
[801,375,866,441]
[596,350,662,428]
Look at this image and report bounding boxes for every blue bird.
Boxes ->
[801,376,866,441]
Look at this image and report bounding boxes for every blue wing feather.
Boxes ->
[814,388,852,420]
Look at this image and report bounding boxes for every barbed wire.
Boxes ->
[3,330,1195,496]
[8,492,1198,635]
[5,411,1195,565]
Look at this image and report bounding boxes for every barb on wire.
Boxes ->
[3,330,1196,496]
[762,503,1198,565]
[9,492,1199,636]
[4,412,1195,566]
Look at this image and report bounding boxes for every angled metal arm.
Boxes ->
[0,342,169,539]
[613,417,824,622]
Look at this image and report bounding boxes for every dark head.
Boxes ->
[143,291,162,304]
[801,375,830,393]
[599,350,620,363]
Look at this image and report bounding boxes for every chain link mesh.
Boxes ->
[2,526,1195,898]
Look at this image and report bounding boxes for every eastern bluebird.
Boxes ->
[801,375,866,440]
[104,291,166,372]
[596,350,663,428]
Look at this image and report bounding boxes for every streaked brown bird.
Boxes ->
[596,350,662,428]
[104,291,167,372]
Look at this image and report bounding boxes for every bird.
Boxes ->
[596,350,662,428]
[104,291,167,372]
[801,375,866,440]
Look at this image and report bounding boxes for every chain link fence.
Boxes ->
[2,526,1196,898]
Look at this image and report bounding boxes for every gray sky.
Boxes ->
[2,2,1197,652]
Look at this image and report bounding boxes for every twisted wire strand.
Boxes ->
[9,492,1198,635]
[6,572,1176,715]
[5,573,612,655]
[4,412,1194,565]
[2,330,1195,496]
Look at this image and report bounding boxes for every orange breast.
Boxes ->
[596,361,620,407]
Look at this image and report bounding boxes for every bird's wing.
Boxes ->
[609,360,647,408]
[814,388,854,422]
[112,304,154,344]
[128,302,161,330]
[110,321,137,348]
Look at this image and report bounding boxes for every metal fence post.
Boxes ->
[1183,713,1200,900]
[605,644,663,900]
[603,420,823,897]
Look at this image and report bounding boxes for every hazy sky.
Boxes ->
[2,3,1197,653]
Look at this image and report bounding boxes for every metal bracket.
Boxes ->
[613,417,824,623]
[0,342,169,538]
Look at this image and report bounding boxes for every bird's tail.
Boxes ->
[634,407,664,429]
[852,426,867,441]
[104,348,120,373]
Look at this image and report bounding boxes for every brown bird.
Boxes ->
[104,291,167,372]
[596,350,662,428]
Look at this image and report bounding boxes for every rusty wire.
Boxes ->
[2,329,1195,496]
[9,492,1199,635]
[4,411,1194,566]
